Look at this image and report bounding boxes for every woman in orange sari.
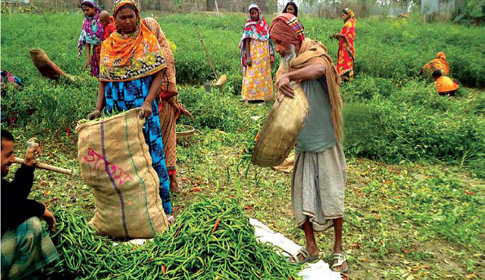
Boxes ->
[421,52,450,77]
[334,8,356,81]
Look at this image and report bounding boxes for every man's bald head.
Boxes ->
[99,10,111,25]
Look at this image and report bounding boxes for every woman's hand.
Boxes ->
[140,101,152,119]
[246,56,252,67]
[87,110,101,120]
[85,57,92,69]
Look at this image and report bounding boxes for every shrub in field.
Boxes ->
[343,81,485,167]
[341,75,399,102]
[1,78,97,134]
[177,86,244,132]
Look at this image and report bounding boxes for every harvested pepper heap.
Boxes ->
[48,197,301,279]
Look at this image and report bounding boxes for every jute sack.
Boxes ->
[30,49,74,81]
[76,109,169,238]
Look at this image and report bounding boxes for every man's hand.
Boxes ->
[140,102,153,119]
[24,143,40,167]
[42,208,56,233]
[277,74,294,102]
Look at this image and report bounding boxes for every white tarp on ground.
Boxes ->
[249,218,341,280]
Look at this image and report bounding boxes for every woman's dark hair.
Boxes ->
[432,69,443,78]
[115,3,138,17]
[283,2,298,17]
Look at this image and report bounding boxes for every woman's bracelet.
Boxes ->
[143,101,152,107]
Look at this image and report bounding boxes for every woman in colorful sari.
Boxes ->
[334,8,356,81]
[78,0,104,77]
[86,0,172,217]
[143,17,192,193]
[421,52,450,77]
[239,4,275,103]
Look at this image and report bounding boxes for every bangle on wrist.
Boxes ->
[143,101,152,107]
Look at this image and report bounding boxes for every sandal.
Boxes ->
[332,252,349,273]
[288,248,318,264]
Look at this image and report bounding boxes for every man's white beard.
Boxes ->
[282,44,297,70]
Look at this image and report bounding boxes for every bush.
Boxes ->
[343,81,485,166]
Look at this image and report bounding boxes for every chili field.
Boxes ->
[1,11,484,279]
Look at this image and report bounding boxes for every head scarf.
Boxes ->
[283,1,299,17]
[269,13,305,48]
[98,0,166,82]
[238,4,274,74]
[436,52,446,60]
[343,8,355,20]
[78,0,104,57]
[422,52,450,76]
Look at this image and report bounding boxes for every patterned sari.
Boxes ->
[99,0,172,214]
[78,0,103,77]
[144,17,180,176]
[337,9,356,80]
[239,4,275,101]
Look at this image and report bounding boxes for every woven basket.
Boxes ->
[251,84,309,167]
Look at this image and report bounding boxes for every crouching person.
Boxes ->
[1,129,58,279]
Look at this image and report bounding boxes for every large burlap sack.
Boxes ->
[76,109,169,238]
[30,49,74,81]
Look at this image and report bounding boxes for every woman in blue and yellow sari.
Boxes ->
[87,0,172,217]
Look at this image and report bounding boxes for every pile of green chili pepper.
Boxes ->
[47,197,301,279]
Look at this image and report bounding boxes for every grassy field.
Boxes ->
[1,11,484,279]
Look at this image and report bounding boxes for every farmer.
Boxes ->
[78,0,104,77]
[239,4,275,103]
[421,52,450,77]
[433,69,459,96]
[334,8,356,82]
[86,0,173,219]
[282,1,299,17]
[1,129,58,279]
[99,10,116,40]
[269,14,348,273]
[143,17,193,194]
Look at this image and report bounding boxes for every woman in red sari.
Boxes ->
[334,8,355,81]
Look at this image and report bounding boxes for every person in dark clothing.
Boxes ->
[1,129,59,279]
